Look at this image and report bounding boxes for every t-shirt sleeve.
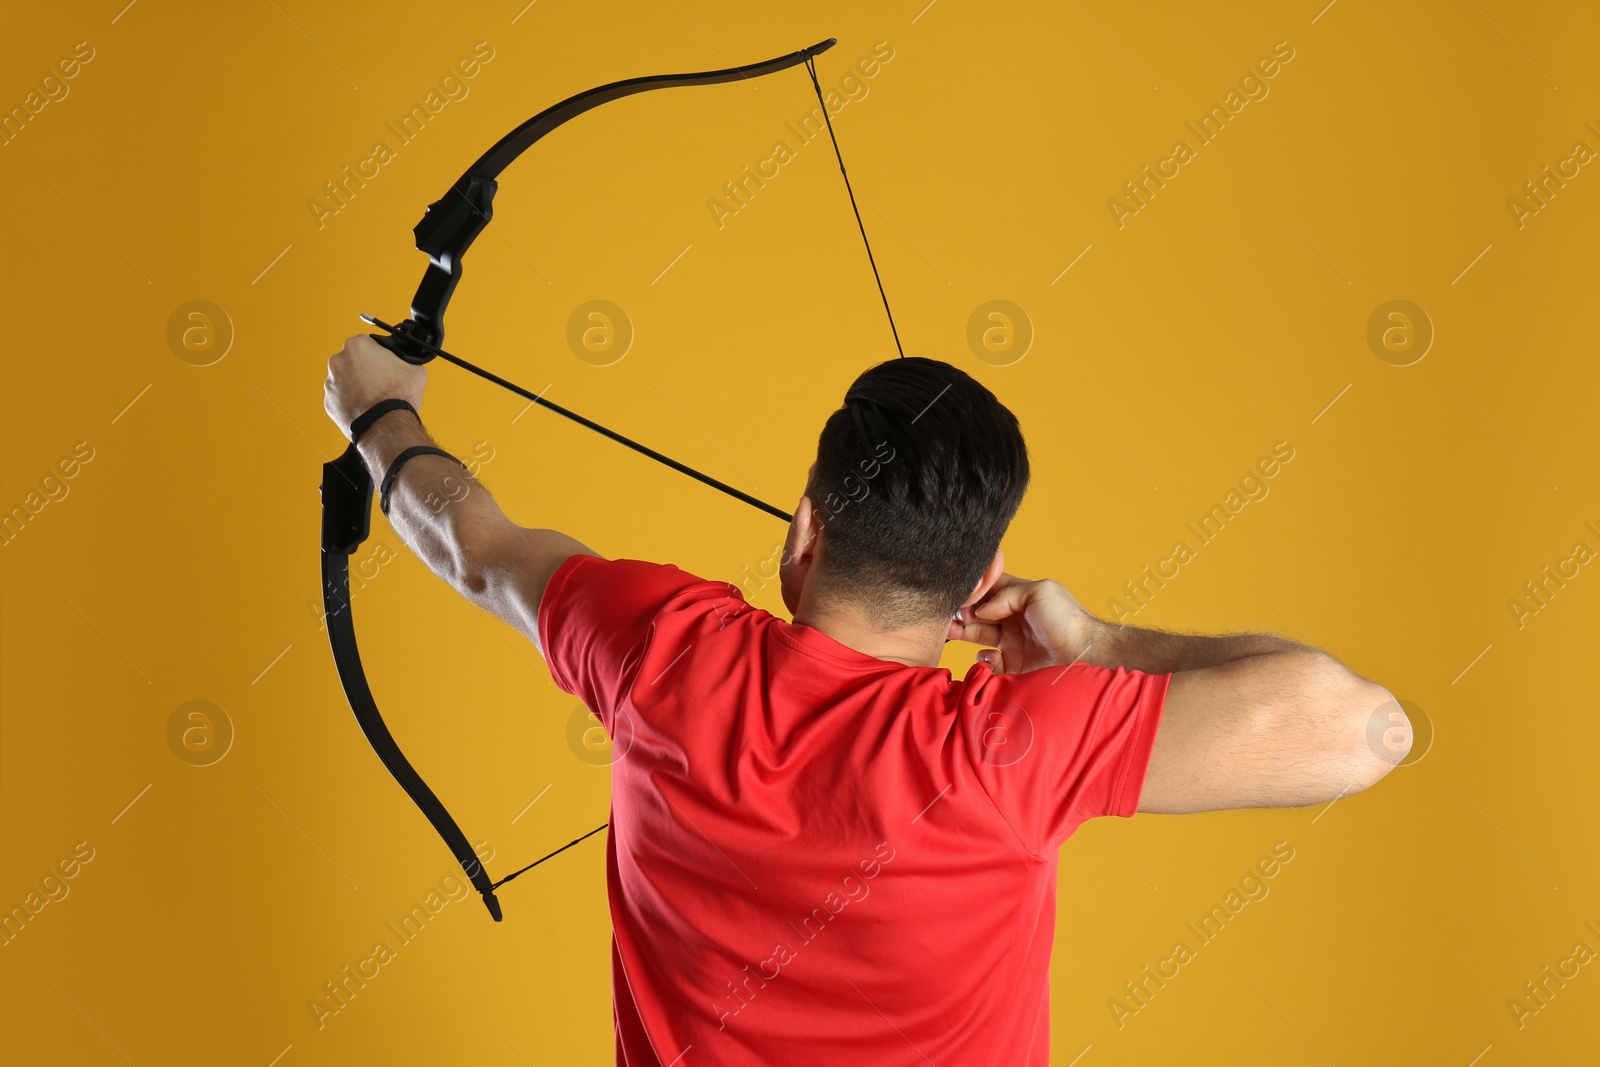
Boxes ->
[536,554,708,726]
[963,661,1169,855]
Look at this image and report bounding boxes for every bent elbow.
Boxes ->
[1343,678,1411,794]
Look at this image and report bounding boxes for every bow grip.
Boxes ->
[370,327,435,366]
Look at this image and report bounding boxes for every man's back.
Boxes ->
[539,554,1169,1066]
[324,339,1404,1064]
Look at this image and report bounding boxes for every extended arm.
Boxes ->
[324,335,596,656]
[1072,619,1305,673]
[952,573,1410,813]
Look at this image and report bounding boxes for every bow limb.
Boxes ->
[320,445,505,919]
[378,38,838,363]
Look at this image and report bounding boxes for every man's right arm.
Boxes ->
[1098,620,1403,813]
[956,574,1410,814]
[1078,619,1304,673]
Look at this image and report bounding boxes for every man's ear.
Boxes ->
[957,547,1006,617]
[786,494,822,568]
[779,494,824,616]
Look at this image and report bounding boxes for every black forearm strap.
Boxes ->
[349,399,417,444]
[379,446,467,516]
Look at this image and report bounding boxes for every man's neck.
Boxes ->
[790,604,943,668]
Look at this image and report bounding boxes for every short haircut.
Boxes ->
[805,357,1030,627]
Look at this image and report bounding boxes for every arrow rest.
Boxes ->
[367,318,437,366]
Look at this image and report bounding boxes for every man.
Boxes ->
[325,335,1408,1065]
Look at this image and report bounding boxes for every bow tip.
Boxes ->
[806,38,838,57]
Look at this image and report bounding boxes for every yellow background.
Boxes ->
[3,1,1596,1064]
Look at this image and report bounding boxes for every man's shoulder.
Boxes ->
[555,555,748,610]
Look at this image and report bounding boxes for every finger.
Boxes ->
[970,577,1035,621]
[972,572,1027,604]
[977,648,1005,674]
[952,620,1003,647]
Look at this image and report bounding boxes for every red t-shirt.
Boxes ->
[538,555,1169,1067]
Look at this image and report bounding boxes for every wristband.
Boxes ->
[349,399,417,445]
[380,446,467,516]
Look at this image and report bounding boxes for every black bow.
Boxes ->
[320,37,903,921]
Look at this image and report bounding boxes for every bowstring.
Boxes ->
[803,55,905,359]
[490,822,611,890]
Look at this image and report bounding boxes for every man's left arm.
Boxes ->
[324,334,597,656]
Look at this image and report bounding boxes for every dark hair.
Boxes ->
[805,357,1029,627]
